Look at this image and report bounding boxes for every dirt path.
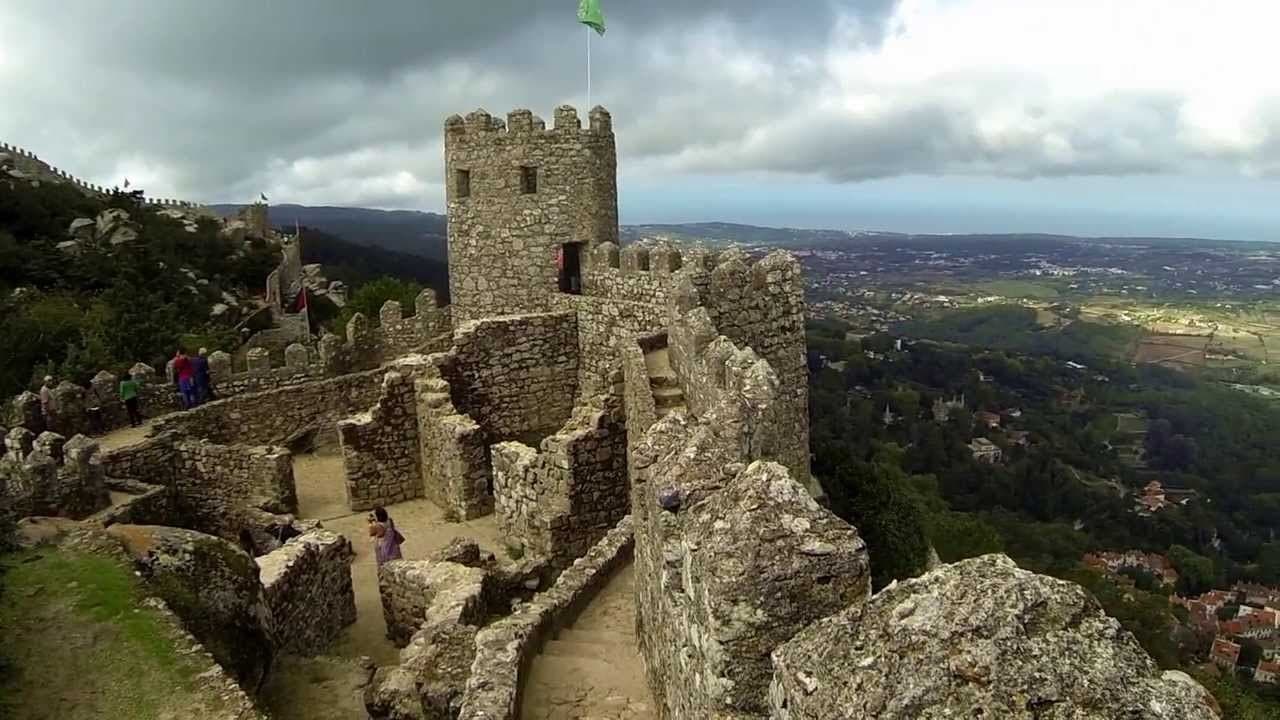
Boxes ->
[521,563,655,719]
[96,420,155,452]
[259,447,502,720]
[292,448,502,664]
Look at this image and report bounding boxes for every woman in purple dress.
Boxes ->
[369,506,404,566]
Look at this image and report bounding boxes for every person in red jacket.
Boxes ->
[172,349,197,409]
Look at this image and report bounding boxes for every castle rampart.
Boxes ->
[1,141,211,211]
[0,430,108,519]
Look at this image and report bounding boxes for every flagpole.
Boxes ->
[586,25,592,108]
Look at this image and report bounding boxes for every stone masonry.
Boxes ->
[256,529,357,656]
[339,370,423,511]
[446,106,618,322]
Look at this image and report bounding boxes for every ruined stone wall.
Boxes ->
[445,106,617,322]
[491,387,628,567]
[551,294,665,401]
[99,433,177,485]
[153,364,399,446]
[441,313,579,441]
[338,371,422,512]
[173,440,296,538]
[256,529,356,656]
[701,250,811,485]
[0,431,108,519]
[99,432,297,541]
[416,377,492,521]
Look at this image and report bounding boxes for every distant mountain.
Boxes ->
[211,204,447,260]
[208,206,1262,263]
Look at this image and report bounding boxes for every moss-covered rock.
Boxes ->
[107,524,275,690]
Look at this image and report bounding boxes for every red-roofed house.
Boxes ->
[1212,637,1242,669]
[1256,660,1280,684]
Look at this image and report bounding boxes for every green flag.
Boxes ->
[578,0,605,36]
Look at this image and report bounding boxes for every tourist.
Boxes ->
[38,375,54,425]
[119,371,143,427]
[172,349,197,409]
[368,506,405,566]
[193,347,213,405]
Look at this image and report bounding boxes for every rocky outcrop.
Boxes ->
[770,554,1222,720]
[107,524,275,691]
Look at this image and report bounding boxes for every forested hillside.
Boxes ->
[0,182,278,398]
[0,181,448,399]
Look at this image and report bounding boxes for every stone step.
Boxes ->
[652,386,685,409]
[648,372,679,390]
[655,404,686,420]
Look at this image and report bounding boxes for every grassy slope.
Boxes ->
[0,549,241,719]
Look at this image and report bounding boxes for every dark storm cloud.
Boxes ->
[0,0,1274,209]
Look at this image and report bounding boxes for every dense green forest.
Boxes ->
[808,317,1280,713]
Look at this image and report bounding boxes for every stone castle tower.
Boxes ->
[444,106,618,322]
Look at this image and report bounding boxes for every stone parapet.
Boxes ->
[0,431,108,519]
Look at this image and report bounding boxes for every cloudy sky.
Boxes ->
[2,1,1277,240]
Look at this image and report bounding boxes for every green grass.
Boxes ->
[0,548,236,719]
[971,280,1061,299]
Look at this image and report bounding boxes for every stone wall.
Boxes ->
[416,377,493,521]
[441,313,579,441]
[370,559,495,719]
[338,370,422,512]
[378,290,451,359]
[207,344,323,397]
[256,529,356,656]
[626,312,873,718]
[0,431,108,519]
[6,363,180,438]
[446,106,618,321]
[769,555,1221,720]
[174,440,296,538]
[456,517,633,720]
[551,294,666,401]
[491,386,628,567]
[153,362,422,446]
[99,433,297,542]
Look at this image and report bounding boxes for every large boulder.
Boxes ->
[107,524,275,691]
[769,554,1221,719]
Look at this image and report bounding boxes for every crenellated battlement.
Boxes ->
[444,105,613,144]
[1,140,209,211]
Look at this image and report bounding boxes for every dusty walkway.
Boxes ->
[521,563,655,719]
[292,447,502,665]
[95,420,155,452]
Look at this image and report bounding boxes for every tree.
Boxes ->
[821,459,931,591]
[926,511,1004,563]
[332,277,424,331]
[1168,544,1217,596]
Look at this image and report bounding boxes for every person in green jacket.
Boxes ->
[119,372,143,427]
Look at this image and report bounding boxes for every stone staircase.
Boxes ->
[521,564,655,719]
[643,347,686,419]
